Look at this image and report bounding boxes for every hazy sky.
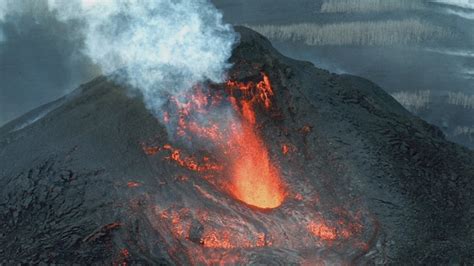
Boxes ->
[0,0,98,125]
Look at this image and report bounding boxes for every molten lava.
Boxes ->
[139,70,372,264]
[161,144,222,172]
[307,221,337,241]
[159,72,286,209]
[228,123,285,209]
[225,73,285,208]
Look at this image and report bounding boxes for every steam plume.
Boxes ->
[0,1,5,20]
[48,0,237,115]
[0,1,6,42]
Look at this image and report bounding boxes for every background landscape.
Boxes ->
[213,0,474,148]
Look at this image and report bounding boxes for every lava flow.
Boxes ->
[225,75,285,208]
[228,123,284,208]
[159,73,286,209]
[140,71,371,264]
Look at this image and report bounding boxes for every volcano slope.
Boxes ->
[0,27,473,265]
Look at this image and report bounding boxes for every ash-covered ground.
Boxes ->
[0,27,472,264]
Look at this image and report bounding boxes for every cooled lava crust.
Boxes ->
[0,27,472,265]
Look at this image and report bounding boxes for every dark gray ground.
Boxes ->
[0,27,472,264]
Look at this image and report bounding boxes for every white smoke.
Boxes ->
[0,1,6,42]
[0,0,6,19]
[431,0,474,10]
[47,0,237,115]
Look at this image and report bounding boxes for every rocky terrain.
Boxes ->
[0,27,472,264]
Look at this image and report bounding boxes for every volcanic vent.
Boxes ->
[155,72,286,210]
[0,27,472,265]
[139,45,373,263]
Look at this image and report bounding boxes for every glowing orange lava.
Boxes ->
[228,123,285,209]
[140,71,370,264]
[161,144,222,172]
[307,221,337,241]
[127,181,141,188]
[155,73,286,209]
[281,143,296,155]
[201,230,233,249]
[225,73,286,209]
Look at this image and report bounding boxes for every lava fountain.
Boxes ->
[140,71,371,264]
[160,72,286,209]
[228,123,285,209]
[225,74,285,209]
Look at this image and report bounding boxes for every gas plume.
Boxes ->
[0,1,7,42]
[48,0,237,115]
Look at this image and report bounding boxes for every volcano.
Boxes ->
[0,27,473,265]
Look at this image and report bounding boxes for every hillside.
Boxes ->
[0,27,472,264]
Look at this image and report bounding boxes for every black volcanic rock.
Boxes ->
[0,27,473,264]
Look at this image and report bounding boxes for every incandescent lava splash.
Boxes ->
[228,123,284,209]
[140,68,371,264]
[135,41,376,263]
[227,73,285,208]
[158,72,286,209]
